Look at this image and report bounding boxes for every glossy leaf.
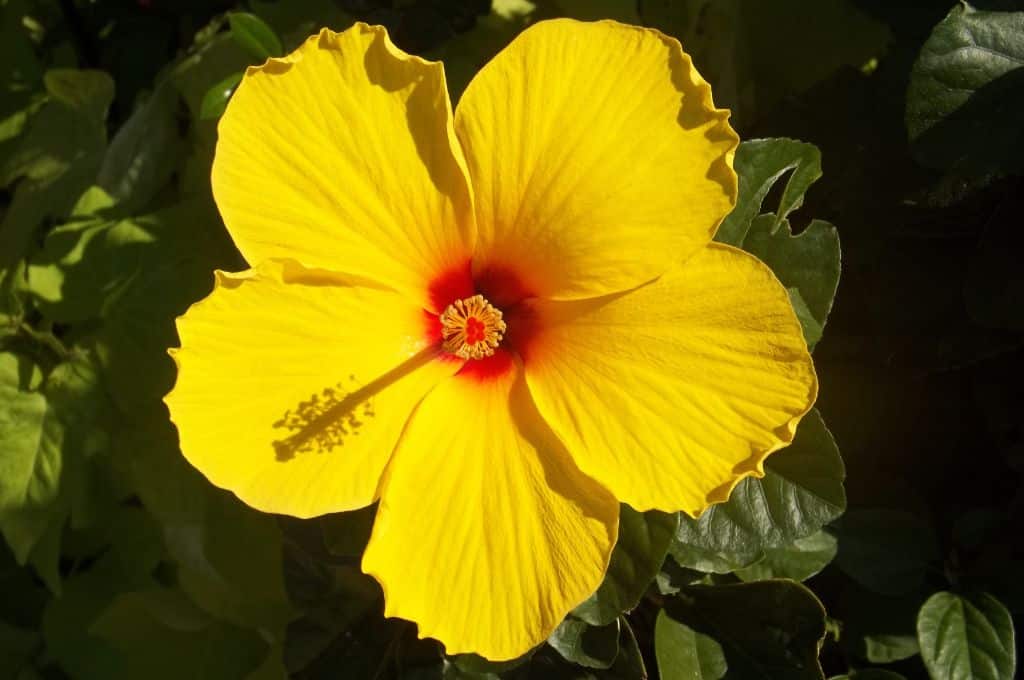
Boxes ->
[549,618,620,670]
[199,71,243,120]
[917,591,1016,680]
[228,12,284,61]
[658,580,828,679]
[741,215,840,348]
[716,138,823,246]
[735,530,838,583]
[655,608,727,680]
[671,410,845,573]
[97,83,182,213]
[906,4,1024,174]
[574,506,678,626]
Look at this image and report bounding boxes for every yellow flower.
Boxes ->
[165,20,816,661]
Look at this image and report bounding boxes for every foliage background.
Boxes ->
[0,1,1021,679]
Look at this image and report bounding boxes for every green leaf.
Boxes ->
[657,580,828,679]
[840,586,923,664]
[603,619,647,680]
[574,506,678,625]
[717,138,823,247]
[829,671,907,680]
[833,509,939,596]
[28,194,156,324]
[0,620,39,676]
[89,588,269,680]
[228,12,284,61]
[917,591,1016,680]
[42,69,115,125]
[0,353,55,518]
[97,82,182,213]
[906,4,1024,174]
[427,1,534,102]
[200,70,243,120]
[656,608,727,680]
[0,88,111,268]
[735,530,837,583]
[320,505,376,560]
[671,409,845,573]
[120,415,291,633]
[641,1,889,125]
[549,617,620,670]
[740,216,841,349]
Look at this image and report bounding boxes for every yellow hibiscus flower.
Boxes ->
[165,19,816,661]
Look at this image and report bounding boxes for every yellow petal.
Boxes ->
[362,354,618,660]
[213,24,475,307]
[522,244,817,516]
[165,260,459,518]
[455,19,738,301]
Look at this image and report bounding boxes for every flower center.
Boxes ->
[439,294,507,360]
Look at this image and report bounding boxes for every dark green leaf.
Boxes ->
[0,620,39,676]
[574,506,678,625]
[658,580,828,679]
[320,505,376,560]
[121,415,291,632]
[829,671,907,680]
[228,12,284,61]
[833,509,939,596]
[716,138,822,247]
[199,71,243,120]
[88,588,269,680]
[603,619,646,680]
[0,91,110,268]
[671,410,845,573]
[735,530,837,583]
[98,82,182,213]
[840,585,923,665]
[906,4,1024,174]
[548,617,619,670]
[640,1,889,125]
[917,591,1016,680]
[42,70,115,125]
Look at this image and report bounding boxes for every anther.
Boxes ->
[439,294,507,360]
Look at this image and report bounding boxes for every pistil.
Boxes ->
[439,294,507,360]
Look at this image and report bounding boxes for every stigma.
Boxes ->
[439,294,507,360]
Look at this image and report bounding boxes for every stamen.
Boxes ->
[439,294,507,360]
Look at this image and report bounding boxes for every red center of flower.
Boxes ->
[427,261,540,379]
[464,316,486,345]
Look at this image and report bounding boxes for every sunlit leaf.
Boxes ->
[671,410,845,573]
[717,138,823,247]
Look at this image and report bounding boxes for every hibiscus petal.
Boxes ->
[522,244,817,516]
[454,19,738,301]
[362,354,618,660]
[212,24,474,306]
[165,260,459,518]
